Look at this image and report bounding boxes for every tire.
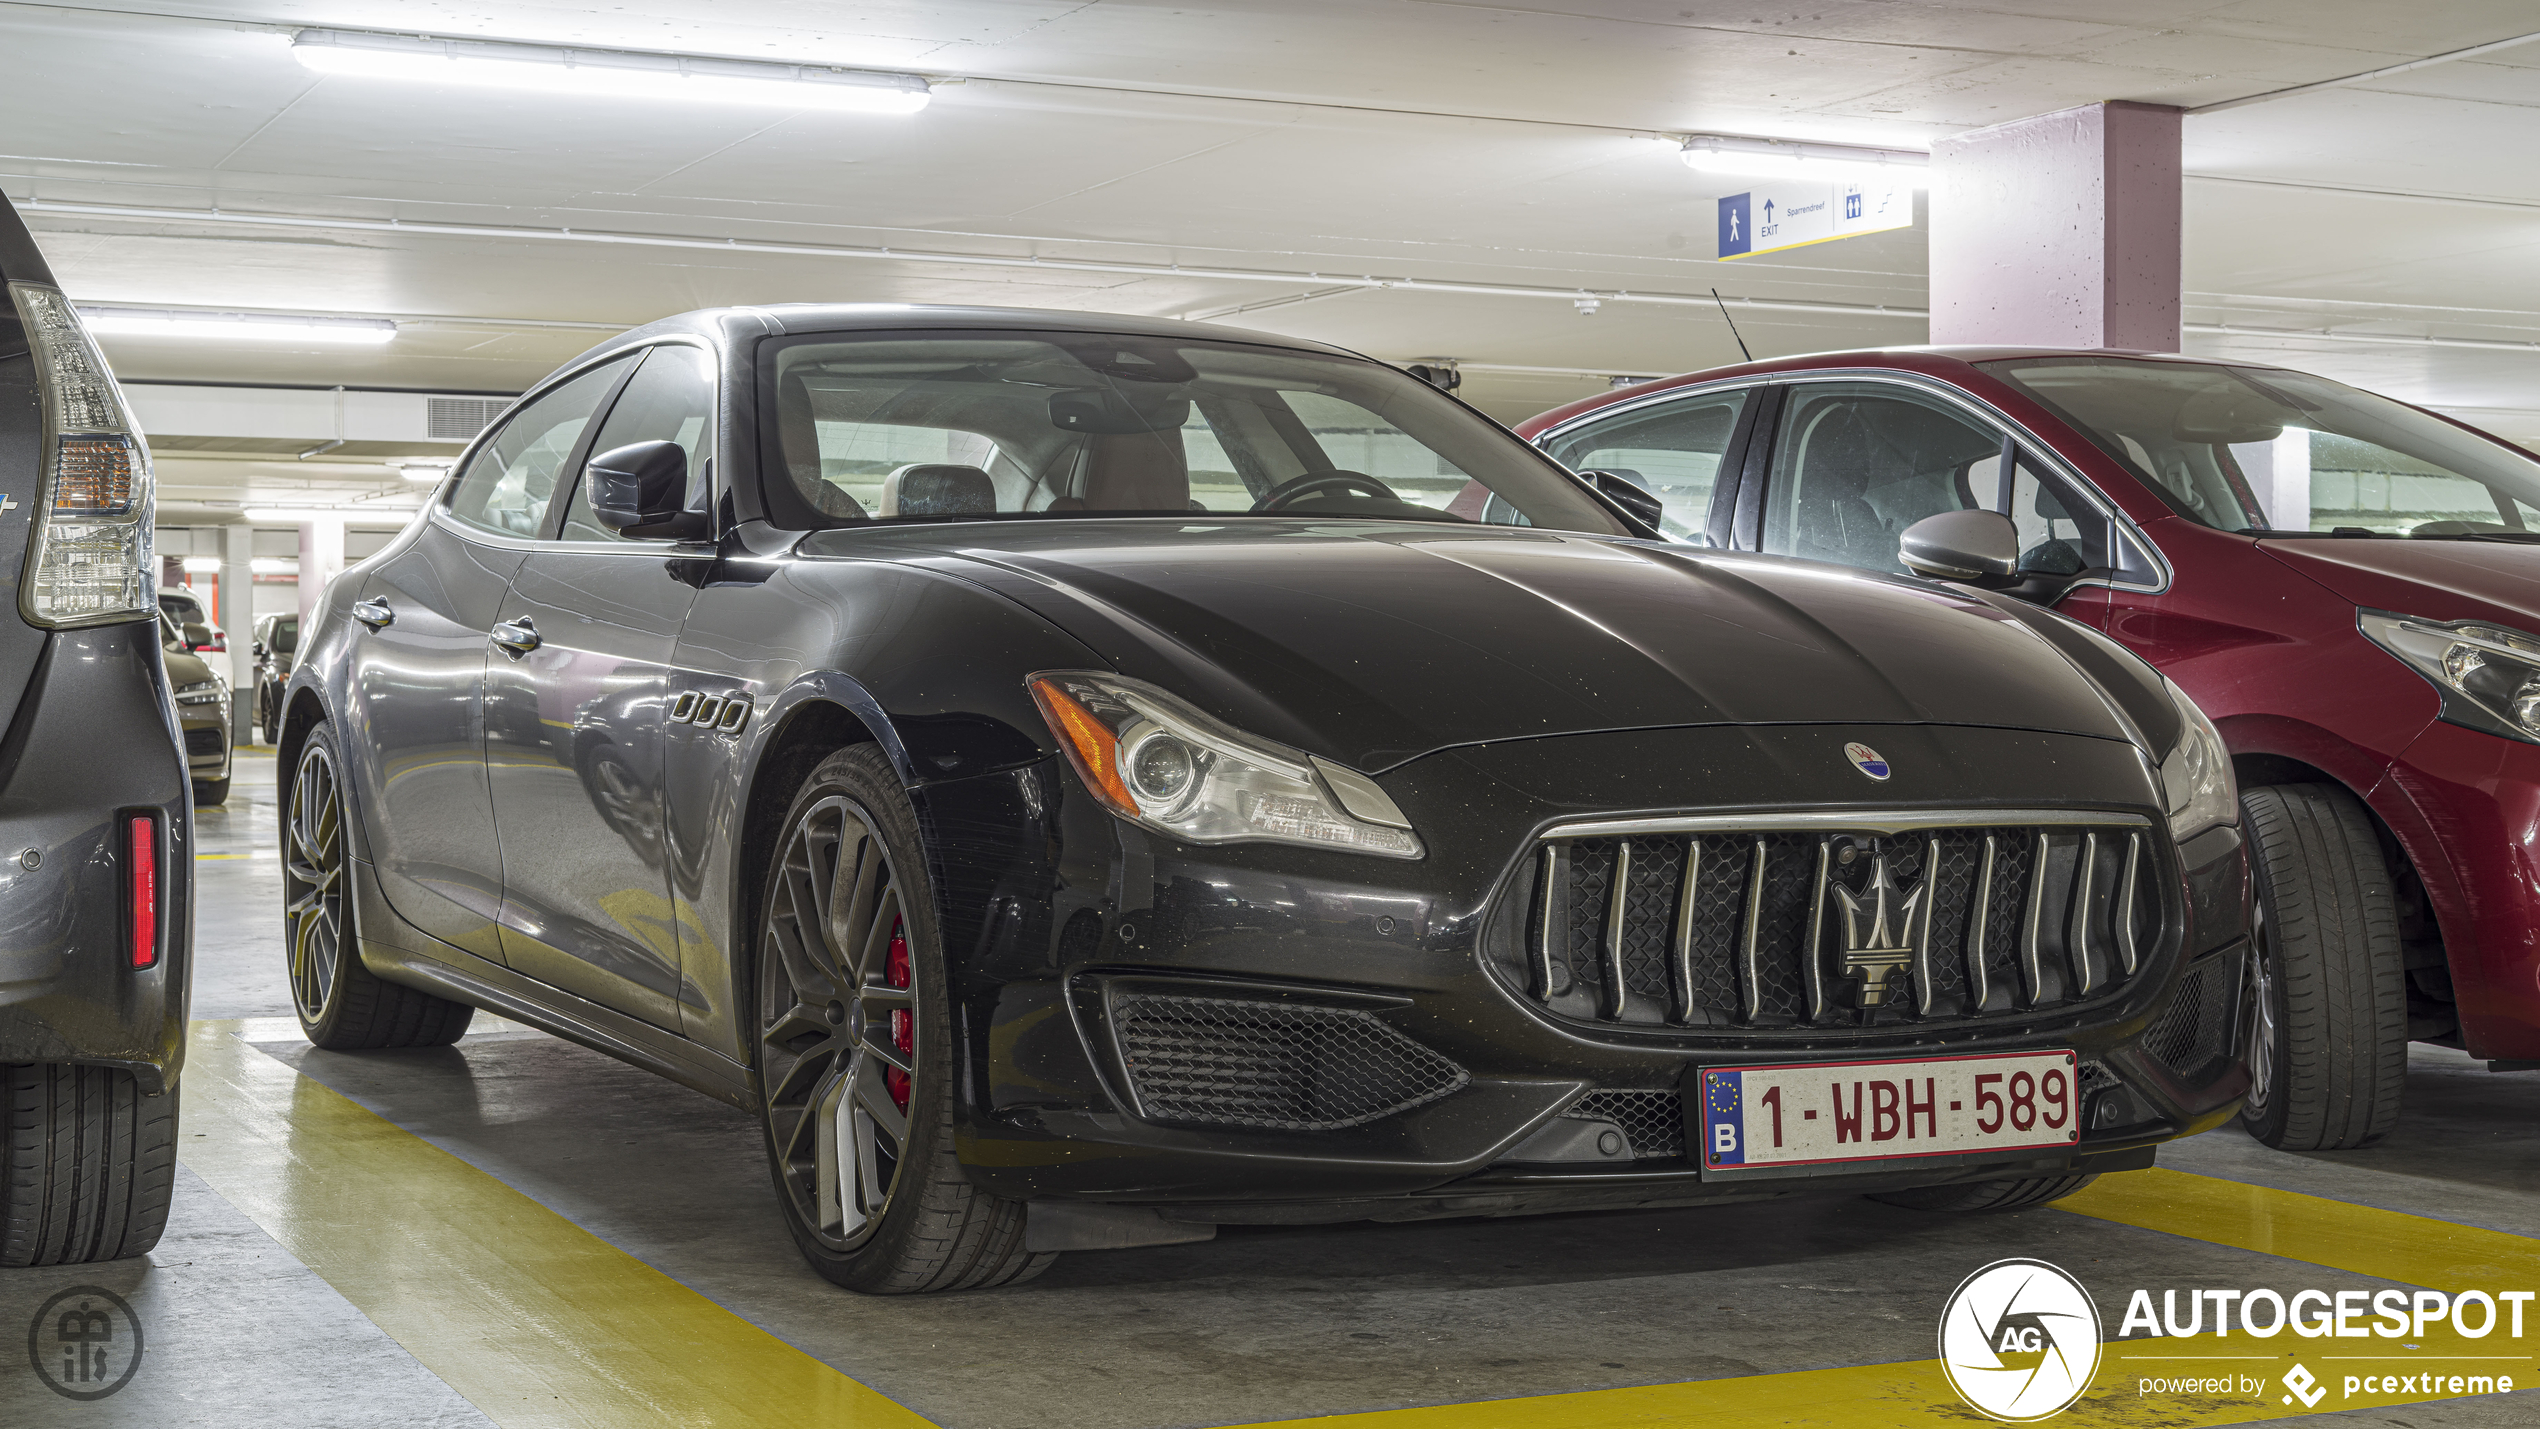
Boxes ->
[753,743,1055,1294]
[285,723,474,1050]
[1,1064,179,1265]
[1869,1173,2099,1214]
[194,778,230,807]
[2239,784,2407,1150]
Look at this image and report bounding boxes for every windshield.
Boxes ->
[1979,357,2540,538]
[761,331,1623,534]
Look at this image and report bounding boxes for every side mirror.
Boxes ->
[587,441,709,540]
[1899,510,2019,583]
[1580,469,1665,530]
[182,622,213,650]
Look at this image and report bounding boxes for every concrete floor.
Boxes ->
[5,749,2539,1427]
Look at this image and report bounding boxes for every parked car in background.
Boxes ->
[278,305,2249,1294]
[253,611,298,743]
[1522,347,2540,1152]
[160,585,225,653]
[0,193,190,1264]
[165,611,233,804]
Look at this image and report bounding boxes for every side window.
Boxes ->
[1541,389,1750,543]
[447,356,636,538]
[559,346,717,542]
[1761,383,2009,574]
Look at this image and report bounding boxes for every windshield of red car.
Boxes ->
[760,331,1624,534]
[1979,357,2540,538]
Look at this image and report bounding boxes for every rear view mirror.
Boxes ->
[1899,510,2019,582]
[588,440,709,540]
[2173,384,2291,445]
[1048,389,1190,435]
[1579,469,1664,530]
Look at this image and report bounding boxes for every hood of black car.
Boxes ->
[832,521,2140,772]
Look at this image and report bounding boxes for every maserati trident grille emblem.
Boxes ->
[1832,855,1924,1010]
[1844,742,1890,779]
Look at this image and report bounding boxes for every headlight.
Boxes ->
[2359,609,2540,745]
[174,678,225,706]
[1028,672,1423,859]
[2156,676,2236,843]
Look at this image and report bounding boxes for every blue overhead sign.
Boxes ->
[1717,178,1912,259]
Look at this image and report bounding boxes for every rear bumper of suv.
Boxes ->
[944,723,2251,1217]
[0,621,194,1091]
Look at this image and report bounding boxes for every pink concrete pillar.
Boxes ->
[1928,101,2182,351]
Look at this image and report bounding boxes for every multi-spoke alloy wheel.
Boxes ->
[2242,900,2280,1125]
[761,794,919,1251]
[285,740,347,1021]
[281,721,474,1050]
[754,744,1050,1293]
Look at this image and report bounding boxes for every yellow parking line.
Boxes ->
[2056,1166,2540,1291]
[178,1020,930,1429]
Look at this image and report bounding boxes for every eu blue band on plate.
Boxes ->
[1703,1068,1745,1166]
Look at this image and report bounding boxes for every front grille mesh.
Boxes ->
[2148,953,2238,1078]
[1504,817,2163,1033]
[1561,1089,1686,1160]
[1111,993,1469,1131]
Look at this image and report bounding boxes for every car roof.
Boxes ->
[1523,345,2302,434]
[569,303,1367,373]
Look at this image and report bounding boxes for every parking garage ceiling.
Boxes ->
[6,0,2540,521]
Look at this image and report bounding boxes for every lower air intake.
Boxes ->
[2147,952,2239,1079]
[1562,1089,1687,1160]
[1111,993,1469,1132]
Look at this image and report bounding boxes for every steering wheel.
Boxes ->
[1250,470,1399,512]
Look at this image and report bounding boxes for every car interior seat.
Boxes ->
[1788,402,1901,568]
[1047,431,1190,511]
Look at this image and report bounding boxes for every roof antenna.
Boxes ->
[1710,288,1754,363]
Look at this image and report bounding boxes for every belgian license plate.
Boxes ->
[1696,1051,2079,1175]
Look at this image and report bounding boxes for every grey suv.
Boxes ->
[0,194,191,1264]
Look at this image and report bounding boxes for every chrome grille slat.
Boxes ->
[1602,840,1633,1020]
[1513,813,2160,1033]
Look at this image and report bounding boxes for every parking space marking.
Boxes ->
[178,1019,929,1429]
[2057,1166,2540,1291]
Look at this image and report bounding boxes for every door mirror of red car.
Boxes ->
[1900,510,2019,584]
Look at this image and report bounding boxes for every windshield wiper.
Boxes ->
[2410,530,2540,544]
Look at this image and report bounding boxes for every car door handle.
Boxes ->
[489,618,541,655]
[352,598,394,630]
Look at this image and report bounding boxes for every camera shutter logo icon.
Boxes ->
[1938,1259,2100,1421]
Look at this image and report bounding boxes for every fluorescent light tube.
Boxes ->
[248,558,299,575]
[1681,134,1929,188]
[181,556,222,573]
[243,506,419,524]
[292,29,933,114]
[81,308,398,344]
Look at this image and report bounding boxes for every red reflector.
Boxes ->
[128,815,158,969]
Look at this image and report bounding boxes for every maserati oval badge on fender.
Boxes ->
[1845,742,1891,780]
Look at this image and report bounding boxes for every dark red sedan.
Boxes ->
[1518,348,2540,1152]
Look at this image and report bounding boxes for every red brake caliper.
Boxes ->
[885,920,912,1110]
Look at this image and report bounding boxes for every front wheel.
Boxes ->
[2238,784,2407,1150]
[754,743,1053,1294]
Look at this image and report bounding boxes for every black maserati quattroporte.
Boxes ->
[278,305,2252,1292]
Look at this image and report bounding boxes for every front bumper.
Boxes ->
[0,621,194,1090]
[2380,719,2540,1059]
[179,700,231,782]
[936,723,2251,1218]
